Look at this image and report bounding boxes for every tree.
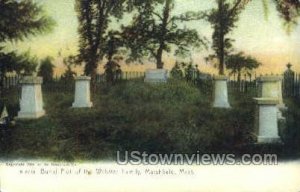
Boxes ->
[184,62,199,82]
[204,0,299,76]
[259,1,300,33]
[38,57,55,84]
[275,0,300,30]
[226,52,261,82]
[170,61,199,81]
[205,0,248,75]
[14,51,38,76]
[62,55,77,82]
[0,0,54,86]
[75,0,127,85]
[234,0,300,30]
[170,61,184,79]
[0,50,38,87]
[103,32,125,84]
[0,0,54,42]
[123,0,207,69]
[104,60,122,84]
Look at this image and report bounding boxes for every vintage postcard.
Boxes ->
[0,0,300,191]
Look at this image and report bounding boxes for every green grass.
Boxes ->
[0,80,299,161]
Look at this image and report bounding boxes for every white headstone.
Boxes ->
[255,98,281,143]
[17,76,45,119]
[144,69,168,83]
[72,76,93,108]
[213,75,231,108]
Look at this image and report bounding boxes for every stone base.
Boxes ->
[72,102,93,108]
[213,101,231,108]
[278,104,287,110]
[277,104,287,120]
[277,110,285,121]
[144,69,168,83]
[17,110,45,119]
[213,75,231,108]
[257,136,281,144]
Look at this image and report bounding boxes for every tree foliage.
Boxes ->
[238,0,300,30]
[104,60,122,84]
[170,61,184,79]
[103,32,125,85]
[75,0,128,83]
[0,0,54,86]
[204,0,299,75]
[123,0,207,69]
[170,61,200,82]
[226,52,261,82]
[205,0,249,75]
[0,50,37,87]
[0,0,55,43]
[62,55,77,82]
[38,57,55,84]
[274,0,300,31]
[0,50,37,75]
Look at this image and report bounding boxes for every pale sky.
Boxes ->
[5,0,300,75]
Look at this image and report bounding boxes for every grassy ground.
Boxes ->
[0,79,299,161]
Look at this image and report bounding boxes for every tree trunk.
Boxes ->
[84,54,98,93]
[156,47,164,69]
[90,68,97,93]
[156,0,172,69]
[219,43,225,75]
[218,0,225,75]
[237,70,241,83]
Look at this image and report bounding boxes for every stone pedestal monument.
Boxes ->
[17,76,45,119]
[259,75,286,119]
[259,75,285,108]
[213,75,231,108]
[72,76,93,108]
[144,69,168,83]
[254,98,281,143]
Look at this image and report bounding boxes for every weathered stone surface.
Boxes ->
[213,75,231,108]
[17,76,45,119]
[254,98,281,144]
[259,75,285,108]
[259,75,286,120]
[144,69,168,83]
[19,76,43,84]
[72,76,93,108]
[254,98,279,105]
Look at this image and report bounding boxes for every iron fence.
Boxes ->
[1,71,300,98]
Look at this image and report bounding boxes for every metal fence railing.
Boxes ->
[1,71,300,99]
